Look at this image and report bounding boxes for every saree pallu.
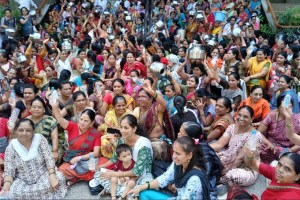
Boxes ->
[34,116,65,163]
[247,58,271,92]
[186,22,199,41]
[208,117,232,137]
[59,128,100,182]
[238,97,270,123]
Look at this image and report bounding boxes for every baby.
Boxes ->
[110,144,136,200]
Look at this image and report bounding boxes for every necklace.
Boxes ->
[138,106,151,124]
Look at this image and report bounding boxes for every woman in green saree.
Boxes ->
[27,96,65,164]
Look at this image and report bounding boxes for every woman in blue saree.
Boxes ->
[270,75,300,113]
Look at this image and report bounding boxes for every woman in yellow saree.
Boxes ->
[244,48,272,94]
[98,95,132,159]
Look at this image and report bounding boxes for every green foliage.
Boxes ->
[277,28,300,43]
[277,6,300,26]
[260,24,277,38]
[0,1,20,19]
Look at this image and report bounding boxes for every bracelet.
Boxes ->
[152,91,158,99]
[52,150,58,152]
[49,172,56,175]
[199,113,205,116]
[245,156,254,160]
[286,124,292,128]
[147,181,150,189]
[123,172,125,178]
[4,181,12,185]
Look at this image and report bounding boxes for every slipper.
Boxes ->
[66,181,76,188]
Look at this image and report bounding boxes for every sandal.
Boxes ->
[98,189,108,197]
[66,181,76,188]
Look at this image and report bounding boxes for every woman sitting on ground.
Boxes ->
[1,119,67,199]
[128,136,210,200]
[245,149,300,199]
[51,101,101,186]
[258,94,300,164]
[210,106,263,187]
[178,122,223,200]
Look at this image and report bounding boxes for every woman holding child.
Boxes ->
[93,114,153,200]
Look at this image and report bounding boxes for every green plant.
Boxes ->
[0,1,20,18]
[277,6,300,26]
[278,28,300,43]
[260,24,277,38]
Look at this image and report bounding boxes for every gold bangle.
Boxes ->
[4,181,12,185]
[245,156,254,160]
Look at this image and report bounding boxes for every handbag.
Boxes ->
[0,137,8,153]
[74,160,90,175]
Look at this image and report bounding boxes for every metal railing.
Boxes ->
[36,0,48,16]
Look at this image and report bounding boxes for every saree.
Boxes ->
[34,116,65,163]
[123,61,147,78]
[104,93,134,111]
[98,109,132,133]
[247,57,272,90]
[186,21,199,41]
[208,117,232,138]
[238,97,270,123]
[59,128,100,182]
[135,102,175,141]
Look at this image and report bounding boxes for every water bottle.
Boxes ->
[10,90,15,100]
[88,154,96,171]
[248,130,257,151]
[50,87,59,105]
[95,84,102,94]
[9,89,16,105]
[132,77,144,86]
[283,94,291,108]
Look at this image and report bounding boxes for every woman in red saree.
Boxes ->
[122,52,147,78]
[245,147,300,200]
[51,102,101,186]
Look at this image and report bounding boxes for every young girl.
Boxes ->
[108,144,136,200]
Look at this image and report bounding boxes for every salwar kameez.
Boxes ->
[4,134,67,199]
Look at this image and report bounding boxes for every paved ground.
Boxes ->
[64,174,267,199]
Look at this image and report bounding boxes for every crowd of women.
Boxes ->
[1,0,300,199]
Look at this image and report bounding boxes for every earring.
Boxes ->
[187,159,190,163]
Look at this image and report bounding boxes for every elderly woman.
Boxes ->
[1,119,67,199]
[244,48,272,93]
[258,95,300,164]
[93,114,153,199]
[167,54,182,84]
[210,106,263,186]
[133,82,174,140]
[98,95,132,158]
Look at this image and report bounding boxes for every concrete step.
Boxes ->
[271,3,297,12]
[37,3,50,23]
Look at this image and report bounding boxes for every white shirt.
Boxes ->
[14,0,37,10]
[94,0,107,10]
